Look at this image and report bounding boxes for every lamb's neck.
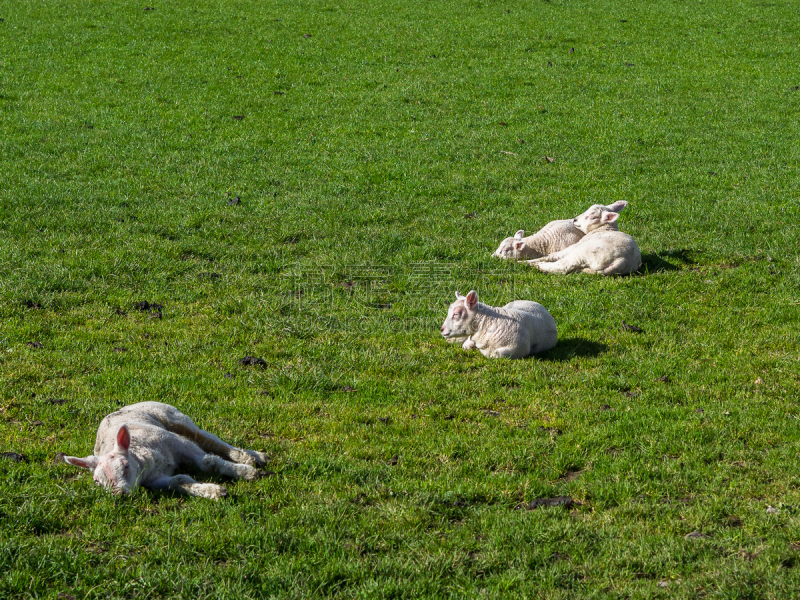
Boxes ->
[587,223,619,235]
[129,445,156,479]
[470,304,507,341]
[524,234,552,256]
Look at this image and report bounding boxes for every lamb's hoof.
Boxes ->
[250,450,270,466]
[204,484,229,500]
[235,452,257,467]
[239,465,259,480]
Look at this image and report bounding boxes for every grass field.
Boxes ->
[2,0,800,597]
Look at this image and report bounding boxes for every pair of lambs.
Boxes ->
[493,201,641,276]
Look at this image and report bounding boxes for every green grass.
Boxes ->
[2,0,800,597]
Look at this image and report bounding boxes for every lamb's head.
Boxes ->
[492,230,526,259]
[63,425,141,495]
[441,290,480,339]
[573,205,621,234]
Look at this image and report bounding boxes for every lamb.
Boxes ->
[525,203,641,275]
[493,201,628,260]
[63,401,269,500]
[440,291,558,358]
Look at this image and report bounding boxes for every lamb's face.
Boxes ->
[493,231,525,259]
[441,291,479,339]
[573,205,618,234]
[64,424,142,495]
[93,452,140,495]
[441,299,470,338]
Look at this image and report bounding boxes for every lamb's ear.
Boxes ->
[605,200,628,213]
[64,455,99,470]
[465,290,478,309]
[602,211,620,223]
[514,230,525,239]
[514,240,525,251]
[455,291,465,300]
[115,425,131,452]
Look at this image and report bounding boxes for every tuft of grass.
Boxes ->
[2,0,800,597]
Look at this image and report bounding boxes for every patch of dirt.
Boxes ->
[26,341,43,349]
[723,516,743,528]
[518,496,576,510]
[558,468,586,483]
[0,451,27,462]
[133,301,163,312]
[239,356,267,368]
[622,321,643,333]
[48,398,67,405]
[538,426,562,435]
[340,385,357,392]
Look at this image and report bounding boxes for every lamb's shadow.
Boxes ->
[639,249,697,274]
[538,337,607,361]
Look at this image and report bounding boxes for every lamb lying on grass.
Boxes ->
[63,402,268,500]
[525,204,641,275]
[440,291,557,358]
[493,201,628,260]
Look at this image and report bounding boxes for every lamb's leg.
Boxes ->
[491,347,516,358]
[462,338,476,350]
[533,256,586,274]
[601,257,629,275]
[175,437,260,481]
[524,248,572,265]
[156,409,268,466]
[148,474,229,500]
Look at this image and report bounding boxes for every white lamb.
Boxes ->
[493,201,628,260]
[525,204,641,275]
[440,291,558,358]
[63,402,269,500]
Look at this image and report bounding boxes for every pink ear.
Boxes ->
[514,241,525,250]
[116,425,131,451]
[514,230,525,239]
[602,211,620,223]
[64,455,99,470]
[606,200,628,212]
[465,290,478,309]
[455,291,463,300]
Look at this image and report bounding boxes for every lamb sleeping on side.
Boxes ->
[493,201,628,260]
[63,401,269,499]
[525,203,641,275]
[440,291,557,358]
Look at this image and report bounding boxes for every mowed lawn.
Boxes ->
[1,0,800,597]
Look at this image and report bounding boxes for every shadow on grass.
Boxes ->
[539,337,607,361]
[639,249,697,273]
